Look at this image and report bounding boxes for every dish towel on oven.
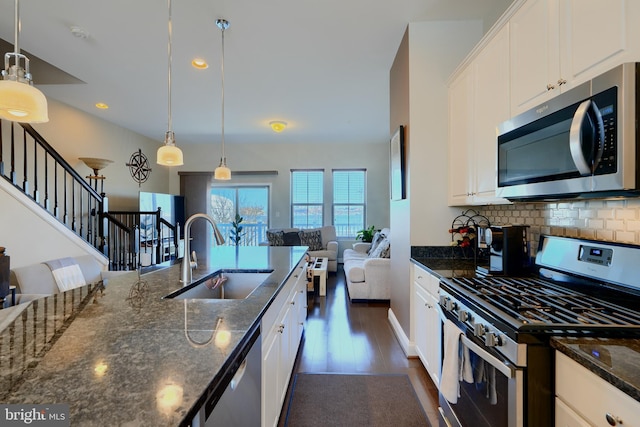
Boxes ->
[471,352,498,405]
[44,258,86,292]
[441,319,466,404]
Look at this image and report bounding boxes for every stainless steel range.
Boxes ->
[437,235,640,427]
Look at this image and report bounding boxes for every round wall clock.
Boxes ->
[127,149,152,186]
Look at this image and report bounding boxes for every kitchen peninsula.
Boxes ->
[0,245,308,426]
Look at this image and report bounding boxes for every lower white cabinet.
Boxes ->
[556,351,640,427]
[261,259,307,427]
[412,264,441,388]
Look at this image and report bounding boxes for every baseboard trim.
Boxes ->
[387,308,417,358]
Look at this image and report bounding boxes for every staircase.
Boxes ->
[0,119,179,270]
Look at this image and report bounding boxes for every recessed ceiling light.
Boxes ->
[191,58,208,69]
[95,102,109,110]
[269,121,287,132]
[70,26,90,40]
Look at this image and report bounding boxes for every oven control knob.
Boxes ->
[474,323,486,337]
[445,299,457,312]
[439,295,447,307]
[485,332,502,347]
[458,310,469,323]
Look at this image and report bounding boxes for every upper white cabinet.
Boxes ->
[472,25,511,204]
[448,66,474,206]
[448,25,511,206]
[510,0,635,115]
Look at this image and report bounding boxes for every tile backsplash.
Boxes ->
[479,198,640,255]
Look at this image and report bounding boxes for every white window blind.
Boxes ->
[333,169,365,237]
[291,170,323,229]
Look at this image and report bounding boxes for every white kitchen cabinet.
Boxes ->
[261,259,307,427]
[412,264,441,388]
[448,25,510,206]
[556,351,640,427]
[448,66,475,206]
[510,0,633,115]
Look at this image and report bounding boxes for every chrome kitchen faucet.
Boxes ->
[181,213,225,284]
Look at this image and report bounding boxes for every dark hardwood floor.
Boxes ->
[278,265,439,426]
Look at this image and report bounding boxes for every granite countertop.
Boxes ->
[410,257,477,279]
[552,336,640,402]
[0,245,307,426]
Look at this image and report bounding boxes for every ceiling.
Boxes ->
[0,0,512,147]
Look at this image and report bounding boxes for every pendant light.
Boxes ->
[157,0,184,166]
[214,18,231,180]
[0,0,48,123]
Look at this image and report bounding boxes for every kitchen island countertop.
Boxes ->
[0,245,307,426]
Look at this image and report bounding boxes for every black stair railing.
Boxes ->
[107,208,180,269]
[0,119,180,270]
[0,120,105,251]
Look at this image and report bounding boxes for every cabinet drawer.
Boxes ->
[556,351,640,426]
[413,264,439,296]
[556,398,590,427]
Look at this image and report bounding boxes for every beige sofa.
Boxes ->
[8,255,123,305]
[342,228,391,301]
[264,225,338,272]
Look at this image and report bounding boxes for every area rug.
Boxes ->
[283,373,431,427]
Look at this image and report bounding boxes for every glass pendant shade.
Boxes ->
[157,131,184,166]
[214,159,231,180]
[1,0,49,124]
[0,79,48,122]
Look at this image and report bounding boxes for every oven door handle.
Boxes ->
[460,334,515,378]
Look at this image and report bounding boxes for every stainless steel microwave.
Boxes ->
[496,62,640,201]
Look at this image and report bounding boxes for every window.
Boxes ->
[210,186,269,245]
[333,169,365,238]
[291,170,323,229]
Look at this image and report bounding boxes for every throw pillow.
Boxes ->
[283,231,301,246]
[266,230,285,246]
[368,238,390,258]
[298,229,323,251]
[367,231,385,254]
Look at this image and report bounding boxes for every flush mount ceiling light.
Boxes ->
[269,121,287,133]
[0,0,48,123]
[157,0,184,166]
[95,102,109,110]
[214,18,231,180]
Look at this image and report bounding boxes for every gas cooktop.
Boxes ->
[445,275,640,333]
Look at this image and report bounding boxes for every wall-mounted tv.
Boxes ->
[139,191,185,239]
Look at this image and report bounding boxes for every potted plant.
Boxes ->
[230,214,245,246]
[356,225,376,243]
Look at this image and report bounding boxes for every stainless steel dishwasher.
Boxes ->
[203,330,262,426]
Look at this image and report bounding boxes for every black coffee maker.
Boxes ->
[476,225,529,276]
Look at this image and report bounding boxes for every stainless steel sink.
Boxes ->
[164,270,273,300]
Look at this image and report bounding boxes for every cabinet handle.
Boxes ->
[290,301,295,305]
[417,275,423,279]
[605,413,622,426]
[547,83,555,90]
[278,324,285,333]
[558,78,567,86]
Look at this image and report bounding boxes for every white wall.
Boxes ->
[390,20,484,349]
[30,99,171,210]
[174,140,391,255]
